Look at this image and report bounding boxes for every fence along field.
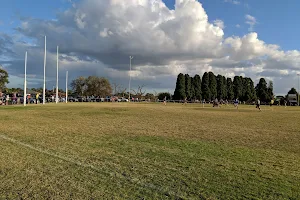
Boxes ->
[0,103,300,199]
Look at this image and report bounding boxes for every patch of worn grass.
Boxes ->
[0,103,300,199]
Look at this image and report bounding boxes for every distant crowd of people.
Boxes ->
[161,96,285,112]
[0,93,64,106]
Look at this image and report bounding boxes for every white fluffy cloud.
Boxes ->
[245,14,257,31]
[2,0,300,94]
[214,19,225,29]
[224,0,240,5]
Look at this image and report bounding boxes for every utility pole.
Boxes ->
[43,36,46,104]
[23,51,27,107]
[297,73,300,106]
[56,46,59,104]
[66,71,68,103]
[128,56,133,102]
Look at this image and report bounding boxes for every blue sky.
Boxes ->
[174,0,300,51]
[1,0,300,94]
[0,0,73,33]
[1,0,299,51]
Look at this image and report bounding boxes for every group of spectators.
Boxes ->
[0,93,47,105]
[0,94,18,105]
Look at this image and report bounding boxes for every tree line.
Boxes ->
[0,67,9,93]
[1,66,298,103]
[173,72,274,102]
[71,76,112,97]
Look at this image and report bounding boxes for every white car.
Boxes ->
[118,98,128,102]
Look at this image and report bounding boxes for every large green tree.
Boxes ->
[85,76,112,97]
[268,81,274,101]
[185,74,192,99]
[190,76,195,100]
[71,76,112,97]
[241,78,252,102]
[208,72,217,100]
[145,93,155,100]
[71,76,87,96]
[201,72,210,101]
[174,72,274,102]
[226,77,234,100]
[233,76,243,99]
[0,67,9,93]
[249,78,257,101]
[173,73,186,100]
[287,87,298,95]
[216,74,223,100]
[158,92,171,100]
[193,74,202,100]
[222,76,227,100]
[255,78,269,102]
[286,87,298,104]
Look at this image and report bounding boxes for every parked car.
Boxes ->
[121,98,129,102]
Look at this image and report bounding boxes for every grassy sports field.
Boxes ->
[0,103,300,199]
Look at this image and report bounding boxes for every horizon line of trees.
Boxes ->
[2,66,300,102]
[173,72,274,102]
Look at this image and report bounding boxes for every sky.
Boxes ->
[0,0,300,95]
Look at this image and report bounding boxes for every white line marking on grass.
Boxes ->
[0,134,184,199]
[0,134,99,170]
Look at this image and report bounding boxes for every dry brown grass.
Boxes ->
[0,103,300,199]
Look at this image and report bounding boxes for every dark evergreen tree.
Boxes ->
[202,72,211,101]
[190,76,195,100]
[173,73,186,100]
[242,78,252,102]
[241,77,246,101]
[268,81,274,101]
[216,74,224,100]
[255,78,269,102]
[222,76,227,100]
[233,76,243,99]
[226,77,234,100]
[249,78,257,101]
[193,74,202,100]
[209,72,217,100]
[185,74,191,99]
[286,87,298,103]
[287,87,298,95]
[174,72,274,102]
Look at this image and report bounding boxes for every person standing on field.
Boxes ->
[183,97,187,105]
[270,99,274,111]
[284,99,287,108]
[36,93,39,104]
[234,99,239,109]
[256,99,261,111]
[163,96,167,106]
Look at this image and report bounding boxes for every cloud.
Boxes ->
[1,0,300,95]
[213,19,225,29]
[235,24,240,28]
[0,33,15,58]
[245,14,257,31]
[224,0,240,5]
